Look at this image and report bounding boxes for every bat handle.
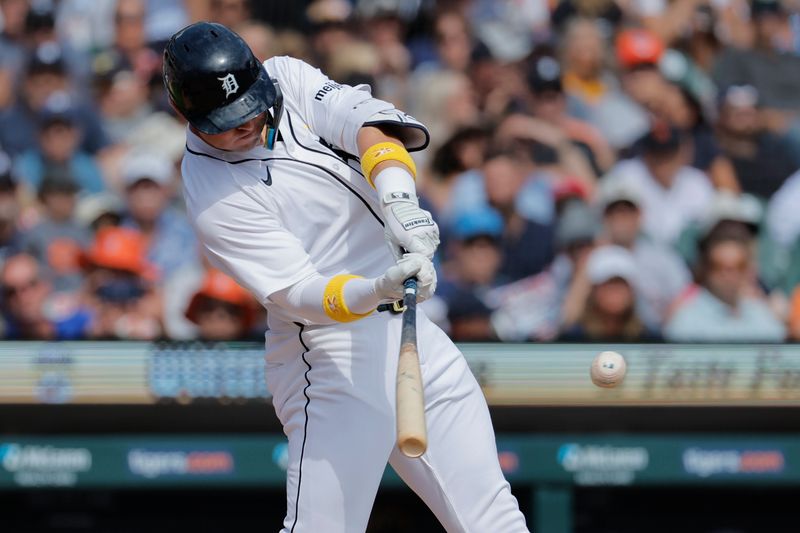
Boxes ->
[403,277,418,307]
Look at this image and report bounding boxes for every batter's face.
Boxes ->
[196,112,268,152]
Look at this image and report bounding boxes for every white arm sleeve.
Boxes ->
[268,274,379,325]
[265,56,429,156]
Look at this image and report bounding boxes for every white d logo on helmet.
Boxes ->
[218,73,239,98]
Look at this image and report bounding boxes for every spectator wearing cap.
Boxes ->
[185,268,257,341]
[558,18,649,149]
[715,84,797,200]
[615,28,668,115]
[1,252,91,340]
[665,224,785,342]
[91,48,155,145]
[13,92,105,194]
[525,49,616,173]
[120,150,198,279]
[713,0,800,112]
[23,1,92,87]
[489,200,599,341]
[603,121,714,246]
[598,180,691,328]
[20,171,90,294]
[81,226,162,340]
[652,71,741,193]
[74,192,123,234]
[438,208,504,341]
[559,245,661,342]
[0,42,108,158]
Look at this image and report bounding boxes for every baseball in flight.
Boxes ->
[590,351,627,388]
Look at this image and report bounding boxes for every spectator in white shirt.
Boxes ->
[603,122,714,246]
[598,179,691,328]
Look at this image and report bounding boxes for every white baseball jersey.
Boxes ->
[181,56,529,533]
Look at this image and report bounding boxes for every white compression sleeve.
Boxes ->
[373,166,417,202]
[268,274,380,325]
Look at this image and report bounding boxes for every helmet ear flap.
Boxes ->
[263,79,284,150]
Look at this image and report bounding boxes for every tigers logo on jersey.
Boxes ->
[218,73,239,98]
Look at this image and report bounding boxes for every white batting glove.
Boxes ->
[372,165,439,260]
[381,193,440,261]
[374,253,437,302]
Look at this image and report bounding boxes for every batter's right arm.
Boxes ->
[269,254,436,325]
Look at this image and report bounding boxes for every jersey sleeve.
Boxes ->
[188,185,318,305]
[265,55,429,156]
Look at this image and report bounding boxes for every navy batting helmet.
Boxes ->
[163,22,282,146]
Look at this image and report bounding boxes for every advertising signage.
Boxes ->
[0,434,798,489]
[2,342,800,406]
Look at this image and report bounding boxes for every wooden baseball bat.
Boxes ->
[396,278,427,458]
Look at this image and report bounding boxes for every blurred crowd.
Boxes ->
[1,0,800,343]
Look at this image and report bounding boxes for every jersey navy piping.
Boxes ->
[291,322,312,533]
[184,147,384,226]
[284,109,364,177]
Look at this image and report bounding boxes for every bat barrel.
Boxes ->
[396,277,427,458]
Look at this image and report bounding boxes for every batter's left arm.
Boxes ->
[266,56,438,260]
[356,126,439,260]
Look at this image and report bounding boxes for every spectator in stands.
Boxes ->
[479,145,555,281]
[712,0,800,112]
[603,122,714,246]
[111,0,160,83]
[656,76,740,192]
[13,93,105,194]
[439,207,505,302]
[91,49,154,145]
[75,192,123,234]
[210,0,252,30]
[81,226,162,340]
[715,84,797,200]
[490,200,598,341]
[0,151,23,264]
[422,126,489,233]
[524,50,616,174]
[447,289,496,342]
[559,245,660,342]
[120,150,197,279]
[598,180,691,328]
[184,268,256,341]
[432,9,474,73]
[665,225,786,342]
[235,20,278,63]
[20,171,89,294]
[0,0,31,76]
[1,252,91,339]
[615,28,668,116]
[558,18,649,149]
[0,42,108,157]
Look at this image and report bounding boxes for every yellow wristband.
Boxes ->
[323,274,373,323]
[360,142,417,188]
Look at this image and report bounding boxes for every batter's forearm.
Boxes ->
[270,274,380,325]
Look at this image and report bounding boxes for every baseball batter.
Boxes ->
[164,22,529,533]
